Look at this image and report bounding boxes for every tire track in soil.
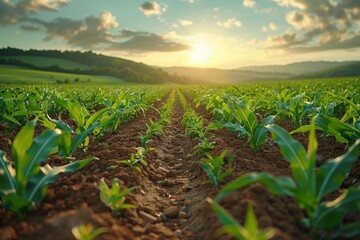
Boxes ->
[129,91,213,240]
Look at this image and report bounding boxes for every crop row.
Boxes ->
[182,79,360,239]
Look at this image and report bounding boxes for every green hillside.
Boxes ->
[0,65,125,84]
[0,47,194,84]
[0,56,89,70]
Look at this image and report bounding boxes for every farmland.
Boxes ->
[0,77,359,240]
[0,65,126,84]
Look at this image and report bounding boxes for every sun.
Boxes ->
[189,41,211,65]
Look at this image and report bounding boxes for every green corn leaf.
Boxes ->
[12,110,29,117]
[46,114,74,134]
[1,193,32,217]
[23,128,62,178]
[58,131,71,158]
[115,186,139,200]
[12,120,36,187]
[330,221,360,240]
[306,118,317,198]
[312,187,360,230]
[0,151,16,195]
[201,163,218,186]
[223,122,248,136]
[3,114,21,125]
[290,125,322,135]
[316,139,360,201]
[253,115,275,151]
[27,157,96,204]
[244,204,258,237]
[215,172,296,201]
[84,108,109,130]
[265,124,310,189]
[233,107,257,135]
[54,98,88,128]
[315,114,360,143]
[99,178,111,205]
[70,122,100,155]
[207,198,244,240]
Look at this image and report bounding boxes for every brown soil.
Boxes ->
[0,91,359,240]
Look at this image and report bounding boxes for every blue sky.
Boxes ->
[1,0,360,68]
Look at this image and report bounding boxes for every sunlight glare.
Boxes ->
[189,41,211,65]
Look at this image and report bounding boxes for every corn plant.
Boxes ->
[293,113,360,145]
[72,223,107,240]
[275,92,315,128]
[140,120,164,147]
[140,91,174,147]
[43,97,109,159]
[201,150,234,187]
[207,198,275,240]
[223,100,275,152]
[99,178,138,216]
[179,89,221,155]
[0,119,95,216]
[215,120,360,239]
[117,147,154,172]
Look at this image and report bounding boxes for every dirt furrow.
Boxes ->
[130,91,213,239]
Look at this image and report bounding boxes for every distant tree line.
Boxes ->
[0,47,195,84]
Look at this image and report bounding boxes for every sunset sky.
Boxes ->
[1,0,360,68]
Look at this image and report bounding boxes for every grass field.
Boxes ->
[0,64,126,84]
[0,56,89,70]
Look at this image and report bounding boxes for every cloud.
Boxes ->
[20,24,41,31]
[178,19,193,26]
[0,0,20,24]
[27,11,118,48]
[139,1,164,16]
[268,0,360,52]
[262,22,278,32]
[18,0,70,12]
[108,30,191,52]
[0,0,69,25]
[243,0,256,8]
[24,12,189,53]
[217,18,242,28]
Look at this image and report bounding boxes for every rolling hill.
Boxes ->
[0,47,193,84]
[163,67,293,84]
[237,61,358,75]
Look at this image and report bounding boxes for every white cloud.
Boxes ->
[19,0,70,12]
[268,0,360,52]
[262,22,278,32]
[217,18,242,28]
[178,19,193,26]
[99,11,118,30]
[243,0,256,8]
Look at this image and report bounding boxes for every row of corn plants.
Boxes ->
[181,79,360,239]
[0,85,167,219]
[178,90,234,187]
[118,90,175,172]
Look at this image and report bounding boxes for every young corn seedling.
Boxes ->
[207,199,275,240]
[72,223,107,240]
[215,119,360,239]
[99,178,138,216]
[117,147,155,172]
[0,119,96,217]
[223,100,275,152]
[201,150,234,187]
[293,92,360,145]
[140,120,164,148]
[43,98,110,159]
[275,92,315,128]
